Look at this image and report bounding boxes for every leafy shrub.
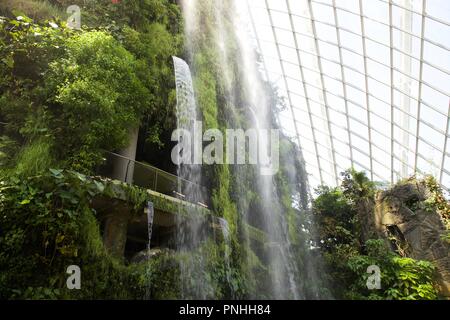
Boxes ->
[341,168,376,203]
[0,169,250,299]
[0,169,150,299]
[14,137,54,176]
[44,30,152,172]
[313,186,357,251]
[423,176,450,229]
[0,7,182,174]
[0,17,71,171]
[346,240,437,300]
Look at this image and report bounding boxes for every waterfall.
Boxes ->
[172,56,214,299]
[178,0,311,299]
[145,201,155,300]
[217,217,234,298]
[146,201,155,249]
[172,56,197,147]
[172,56,204,201]
[174,0,333,299]
[248,90,301,298]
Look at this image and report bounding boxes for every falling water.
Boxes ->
[249,98,300,298]
[172,56,213,299]
[145,201,155,299]
[233,0,301,298]
[172,56,204,198]
[217,217,234,297]
[180,0,308,299]
[172,57,197,146]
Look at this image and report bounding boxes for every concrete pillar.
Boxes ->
[112,127,139,183]
[103,204,130,259]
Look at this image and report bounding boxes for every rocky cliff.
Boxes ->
[362,178,449,297]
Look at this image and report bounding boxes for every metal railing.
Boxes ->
[96,151,210,208]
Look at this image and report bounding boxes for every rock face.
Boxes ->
[131,248,168,264]
[373,180,450,297]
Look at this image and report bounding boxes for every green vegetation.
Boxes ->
[423,176,450,229]
[47,30,151,172]
[0,168,236,299]
[0,1,181,175]
[0,169,143,299]
[313,169,440,300]
[346,239,437,300]
[0,0,65,22]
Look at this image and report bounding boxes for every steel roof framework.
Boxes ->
[245,0,450,194]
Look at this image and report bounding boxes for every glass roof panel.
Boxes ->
[245,0,450,193]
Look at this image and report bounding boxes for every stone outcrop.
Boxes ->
[373,179,450,297]
[131,248,170,264]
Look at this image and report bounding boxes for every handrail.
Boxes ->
[104,150,197,186]
[96,150,211,208]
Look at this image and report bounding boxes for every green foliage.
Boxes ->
[0,17,72,172]
[0,0,65,22]
[45,30,150,172]
[141,240,249,299]
[0,169,142,299]
[313,171,440,300]
[0,16,70,84]
[386,257,437,300]
[346,240,437,300]
[0,168,246,299]
[194,51,220,129]
[312,170,376,255]
[313,186,357,251]
[62,0,183,34]
[15,137,54,176]
[423,175,450,229]
[341,168,376,203]
[0,3,182,174]
[121,22,181,147]
[0,17,69,171]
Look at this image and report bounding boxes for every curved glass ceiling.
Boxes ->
[243,0,450,194]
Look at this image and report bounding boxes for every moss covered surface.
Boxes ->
[97,177,211,217]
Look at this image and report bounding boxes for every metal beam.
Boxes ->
[244,0,450,193]
[307,0,339,185]
[358,0,374,181]
[414,0,427,174]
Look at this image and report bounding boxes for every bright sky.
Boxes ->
[242,0,450,194]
